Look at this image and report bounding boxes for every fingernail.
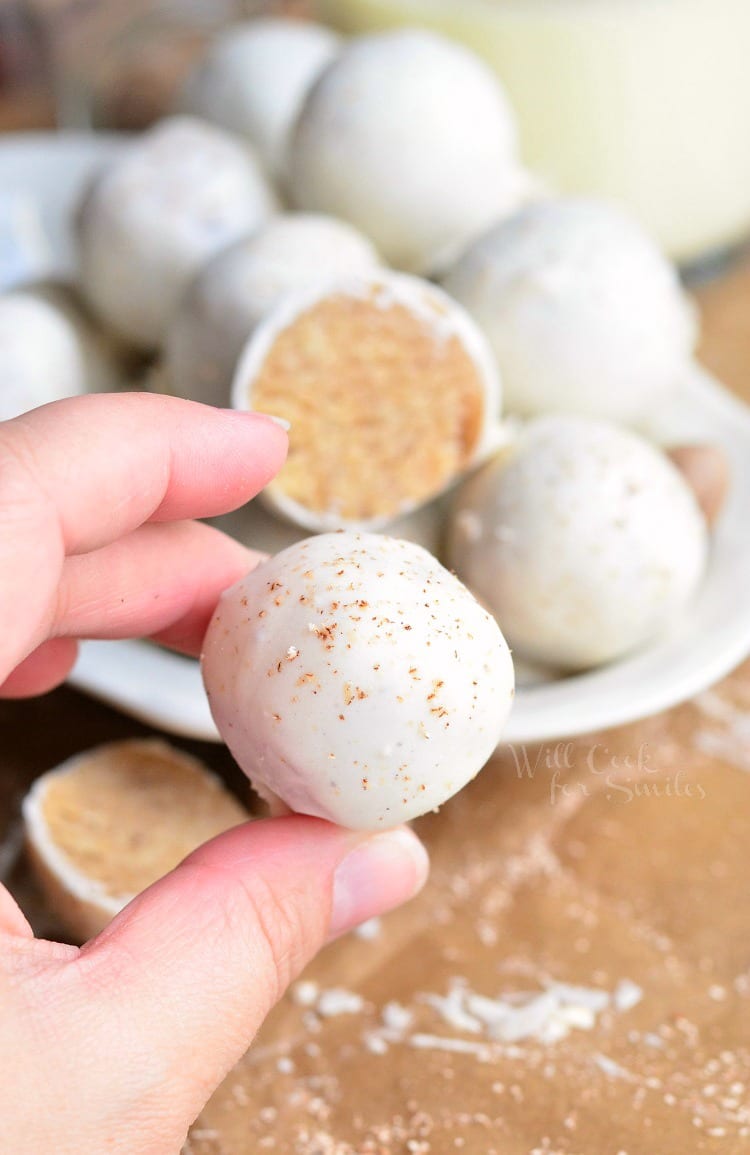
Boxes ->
[222,410,291,433]
[329,828,429,939]
[255,412,292,432]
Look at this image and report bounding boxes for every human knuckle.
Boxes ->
[0,426,52,528]
[228,874,310,1005]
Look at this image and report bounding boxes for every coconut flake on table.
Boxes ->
[292,982,365,1019]
[364,977,643,1057]
[316,989,366,1018]
[694,690,750,774]
[354,917,383,941]
[421,979,643,1045]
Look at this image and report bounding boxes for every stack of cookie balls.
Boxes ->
[1,17,728,824]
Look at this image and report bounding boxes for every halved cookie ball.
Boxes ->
[202,533,514,830]
[76,117,277,350]
[166,213,380,406]
[231,272,502,531]
[23,740,248,942]
[447,416,708,670]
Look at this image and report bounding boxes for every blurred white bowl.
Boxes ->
[0,131,126,291]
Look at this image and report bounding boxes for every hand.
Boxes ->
[0,394,429,1155]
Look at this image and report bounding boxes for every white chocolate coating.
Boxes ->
[289,29,525,274]
[447,416,708,670]
[443,198,697,424]
[166,213,380,406]
[0,291,85,421]
[76,117,277,350]
[231,270,504,532]
[202,533,514,829]
[179,18,342,184]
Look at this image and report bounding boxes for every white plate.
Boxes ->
[0,131,126,291]
[3,133,750,745]
[69,368,750,744]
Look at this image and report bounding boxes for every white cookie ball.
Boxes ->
[289,29,525,274]
[76,117,277,350]
[166,214,380,405]
[443,198,697,424]
[0,292,85,421]
[179,18,341,184]
[447,416,708,670]
[202,533,514,830]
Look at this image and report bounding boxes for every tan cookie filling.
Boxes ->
[248,292,487,521]
[39,742,247,898]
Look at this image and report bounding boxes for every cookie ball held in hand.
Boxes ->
[231,271,502,532]
[289,29,526,274]
[447,416,708,670]
[179,18,341,184]
[0,291,85,420]
[202,533,514,830]
[443,198,697,423]
[166,213,380,406]
[76,117,277,350]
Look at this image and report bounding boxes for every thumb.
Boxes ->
[77,816,427,1129]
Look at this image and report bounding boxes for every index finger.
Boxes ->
[0,392,287,556]
[0,393,286,675]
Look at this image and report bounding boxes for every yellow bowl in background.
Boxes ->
[317,0,750,265]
